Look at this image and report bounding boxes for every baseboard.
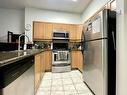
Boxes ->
[71,68,78,70]
[83,81,95,95]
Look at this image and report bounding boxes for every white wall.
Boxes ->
[116,0,127,94]
[81,0,110,23]
[25,7,82,42]
[0,8,24,42]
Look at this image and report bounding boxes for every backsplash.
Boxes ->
[34,41,51,49]
[69,42,83,50]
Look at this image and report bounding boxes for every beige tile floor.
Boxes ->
[36,70,93,95]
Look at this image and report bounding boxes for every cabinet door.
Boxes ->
[35,52,46,94]
[69,25,78,42]
[33,22,45,40]
[44,23,53,41]
[77,51,83,73]
[69,25,83,42]
[71,51,78,68]
[33,22,53,41]
[76,25,83,42]
[44,51,52,71]
[34,54,41,93]
[71,51,83,72]
[40,52,45,78]
[53,23,68,31]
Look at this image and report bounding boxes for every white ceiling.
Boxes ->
[0,0,92,13]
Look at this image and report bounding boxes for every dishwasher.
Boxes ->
[0,56,34,95]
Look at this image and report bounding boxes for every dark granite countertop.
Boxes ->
[0,49,44,67]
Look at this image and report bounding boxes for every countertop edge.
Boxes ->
[0,49,44,67]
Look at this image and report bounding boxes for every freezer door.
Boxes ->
[85,10,109,41]
[83,39,107,95]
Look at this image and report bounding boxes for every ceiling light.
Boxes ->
[72,0,78,2]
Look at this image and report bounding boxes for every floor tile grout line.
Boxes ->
[51,73,64,95]
[49,72,52,95]
[41,72,52,95]
[71,71,93,95]
[37,70,89,95]
[70,71,81,95]
[61,73,65,95]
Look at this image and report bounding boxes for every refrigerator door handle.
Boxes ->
[112,31,116,50]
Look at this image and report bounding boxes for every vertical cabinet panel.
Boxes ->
[76,25,83,42]
[33,22,52,41]
[44,51,52,71]
[33,22,45,40]
[52,23,67,31]
[34,52,45,94]
[77,51,83,73]
[40,53,45,77]
[52,23,60,30]
[71,51,83,72]
[71,51,78,68]
[34,54,41,93]
[33,23,43,39]
[69,25,77,42]
[44,23,53,41]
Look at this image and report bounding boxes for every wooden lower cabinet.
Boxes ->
[43,51,52,71]
[34,51,52,94]
[34,52,45,94]
[71,51,83,72]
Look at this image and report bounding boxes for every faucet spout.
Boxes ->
[18,34,30,51]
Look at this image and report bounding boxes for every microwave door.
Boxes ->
[54,33,65,37]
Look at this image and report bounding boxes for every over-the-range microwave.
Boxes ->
[53,31,69,39]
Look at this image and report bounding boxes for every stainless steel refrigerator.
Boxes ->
[83,9,116,95]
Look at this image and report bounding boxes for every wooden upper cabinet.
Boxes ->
[33,21,83,42]
[52,23,68,31]
[69,25,77,42]
[33,22,52,41]
[76,25,83,42]
[33,22,45,40]
[44,23,53,41]
[52,23,83,42]
[69,24,83,42]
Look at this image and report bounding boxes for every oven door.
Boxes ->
[52,51,70,65]
[52,51,71,73]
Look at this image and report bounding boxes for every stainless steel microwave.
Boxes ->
[53,31,69,39]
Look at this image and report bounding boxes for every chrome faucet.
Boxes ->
[18,34,30,51]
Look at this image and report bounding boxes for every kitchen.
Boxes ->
[0,0,127,95]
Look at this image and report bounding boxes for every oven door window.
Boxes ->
[54,52,69,61]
